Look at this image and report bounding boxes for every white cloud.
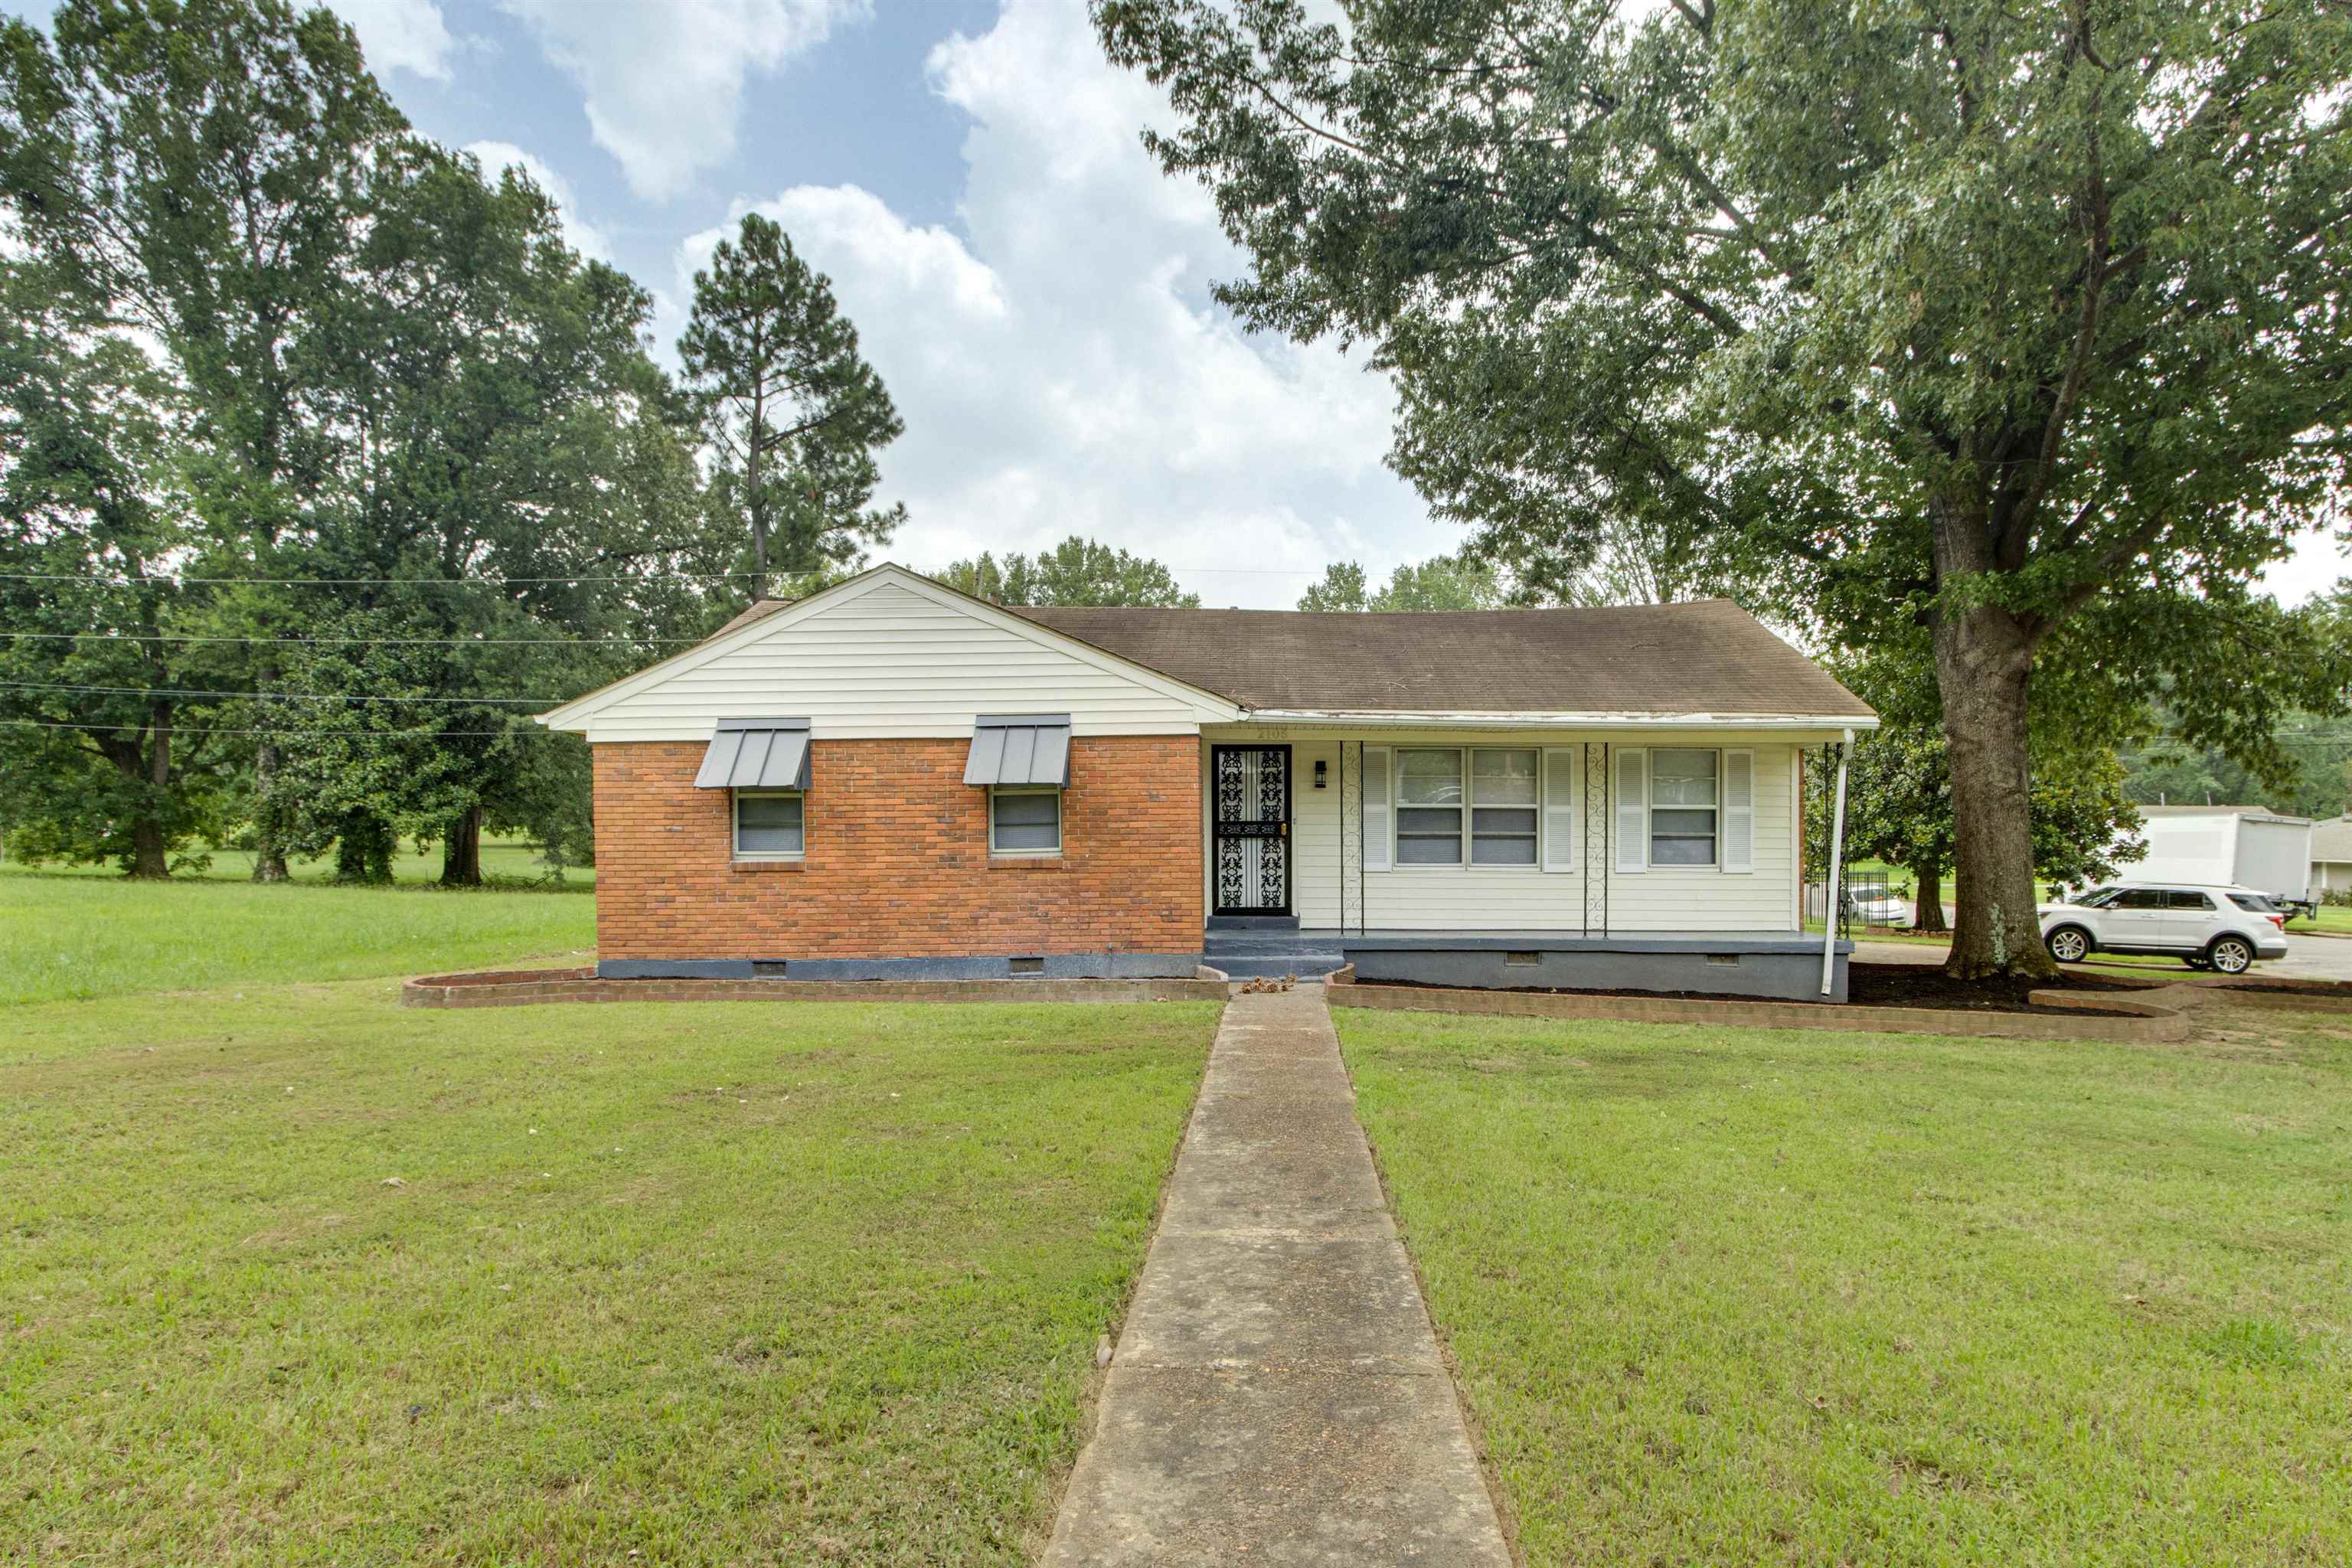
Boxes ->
[501,0,868,201]
[466,140,613,263]
[330,0,456,82]
[2258,523,2350,606]
[678,0,1440,606]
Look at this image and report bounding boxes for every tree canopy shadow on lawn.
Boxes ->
[2,988,1219,1564]
[1340,1010,2350,1566]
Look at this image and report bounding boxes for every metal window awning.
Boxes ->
[694,718,812,789]
[963,714,1071,786]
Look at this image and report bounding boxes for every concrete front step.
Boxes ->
[1214,955,1347,978]
[1204,914,1302,932]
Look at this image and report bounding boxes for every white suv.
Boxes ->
[2038,883,2289,973]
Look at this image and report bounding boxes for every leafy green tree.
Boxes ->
[939,536,1200,606]
[679,214,904,593]
[0,0,411,880]
[1298,553,1501,610]
[0,266,226,876]
[1811,650,2145,937]
[1097,0,2352,977]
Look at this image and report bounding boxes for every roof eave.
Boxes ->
[1232,709,1880,732]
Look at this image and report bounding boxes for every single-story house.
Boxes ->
[537,564,1879,1000]
[2310,815,2352,894]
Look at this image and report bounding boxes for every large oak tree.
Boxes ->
[1097,0,2352,976]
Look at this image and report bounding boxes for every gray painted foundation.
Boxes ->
[597,951,1204,983]
[1341,936,1849,1003]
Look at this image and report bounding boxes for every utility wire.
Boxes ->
[0,562,1328,585]
[0,631,700,645]
[0,681,566,704]
[5,719,557,738]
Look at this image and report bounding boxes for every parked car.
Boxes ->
[2038,882,2289,973]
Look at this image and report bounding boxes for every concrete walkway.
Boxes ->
[1043,985,1511,1566]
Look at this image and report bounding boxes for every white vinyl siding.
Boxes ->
[1267,728,1803,933]
[1541,748,1577,872]
[575,580,1230,741]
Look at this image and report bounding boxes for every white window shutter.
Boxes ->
[1723,749,1754,873]
[1361,746,1391,871]
[1615,747,1648,874]
[1541,748,1577,871]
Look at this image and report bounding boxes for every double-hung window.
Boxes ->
[1648,748,1719,866]
[989,786,1062,856]
[1468,748,1539,864]
[1396,749,1465,864]
[733,790,805,860]
[1394,747,1541,867]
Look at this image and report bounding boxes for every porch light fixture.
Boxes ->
[1314,760,1328,789]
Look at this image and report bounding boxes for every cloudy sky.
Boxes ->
[8,0,2342,607]
[321,0,1433,609]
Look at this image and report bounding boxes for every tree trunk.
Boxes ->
[128,815,168,879]
[334,811,396,885]
[1909,859,1948,934]
[250,735,290,883]
[441,805,483,887]
[1934,597,2054,978]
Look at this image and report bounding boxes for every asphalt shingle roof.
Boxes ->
[707,588,1873,719]
[1012,601,1874,717]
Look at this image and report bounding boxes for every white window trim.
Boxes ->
[1390,746,1544,872]
[1645,747,1721,870]
[732,788,805,861]
[988,784,1063,858]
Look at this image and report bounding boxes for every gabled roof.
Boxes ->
[547,565,1877,730]
[1013,600,1873,719]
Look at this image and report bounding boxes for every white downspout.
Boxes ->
[1821,730,1852,997]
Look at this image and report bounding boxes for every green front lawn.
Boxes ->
[3,985,1217,1563]
[0,868,597,1005]
[1341,1008,2350,1564]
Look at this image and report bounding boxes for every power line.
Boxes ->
[0,681,564,704]
[0,561,1330,586]
[0,630,700,645]
[5,719,557,738]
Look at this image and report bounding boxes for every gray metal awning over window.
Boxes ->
[963,714,1071,786]
[694,718,812,789]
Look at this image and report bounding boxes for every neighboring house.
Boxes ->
[2132,805,2314,902]
[536,564,1879,1000]
[2311,815,2352,894]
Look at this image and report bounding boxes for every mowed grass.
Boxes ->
[1339,1007,2352,1565]
[4,984,1218,1563]
[0,869,596,1005]
[7,833,592,887]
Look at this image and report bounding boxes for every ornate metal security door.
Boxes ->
[1212,745,1291,914]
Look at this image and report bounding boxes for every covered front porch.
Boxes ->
[1200,720,1860,1001]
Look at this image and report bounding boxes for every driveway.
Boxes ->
[1851,932,2352,982]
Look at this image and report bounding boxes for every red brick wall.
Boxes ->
[590,737,1204,961]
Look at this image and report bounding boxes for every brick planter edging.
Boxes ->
[1327,981,2195,1042]
[400,969,1229,1010]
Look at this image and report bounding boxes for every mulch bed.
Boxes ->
[1356,963,2161,1016]
[1846,963,2161,1014]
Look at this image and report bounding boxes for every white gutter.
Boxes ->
[1821,730,1852,996]
[1241,710,1882,733]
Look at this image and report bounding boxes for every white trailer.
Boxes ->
[2133,806,2313,901]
